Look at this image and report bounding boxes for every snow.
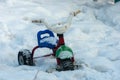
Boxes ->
[57,51,73,59]
[0,0,120,80]
[40,37,58,46]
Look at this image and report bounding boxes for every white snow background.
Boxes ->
[0,0,120,80]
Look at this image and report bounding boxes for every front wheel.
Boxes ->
[18,49,34,66]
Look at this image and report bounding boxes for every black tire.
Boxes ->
[56,58,74,71]
[18,49,34,66]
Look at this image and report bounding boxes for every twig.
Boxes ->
[33,70,39,80]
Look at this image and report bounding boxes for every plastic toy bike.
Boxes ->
[18,10,80,71]
[18,29,75,71]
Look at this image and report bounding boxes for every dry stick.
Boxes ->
[33,70,40,80]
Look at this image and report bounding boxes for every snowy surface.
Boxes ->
[0,0,120,80]
[40,37,57,46]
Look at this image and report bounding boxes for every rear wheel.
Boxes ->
[18,49,34,66]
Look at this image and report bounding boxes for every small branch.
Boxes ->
[33,70,39,80]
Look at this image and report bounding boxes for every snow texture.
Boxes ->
[40,37,58,46]
[0,0,120,80]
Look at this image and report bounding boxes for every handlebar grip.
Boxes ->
[32,20,42,23]
[74,10,81,16]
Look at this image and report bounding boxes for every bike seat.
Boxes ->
[37,29,58,49]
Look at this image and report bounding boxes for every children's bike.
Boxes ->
[18,29,75,71]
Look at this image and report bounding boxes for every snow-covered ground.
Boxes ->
[0,0,120,80]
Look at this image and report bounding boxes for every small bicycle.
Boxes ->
[18,10,80,71]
